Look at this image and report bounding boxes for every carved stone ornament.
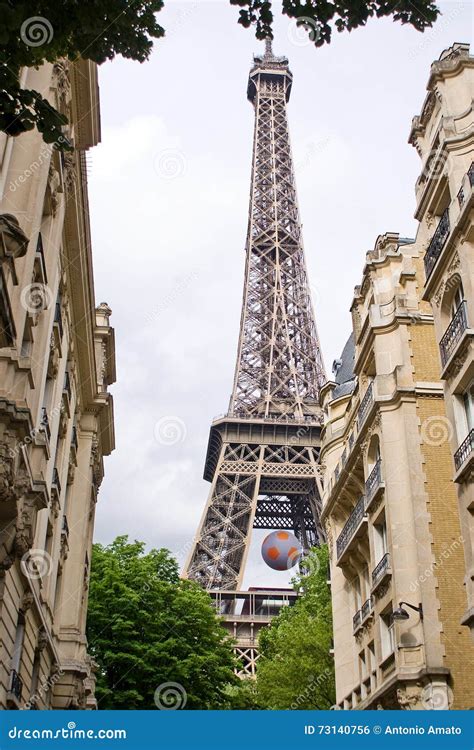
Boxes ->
[47,163,61,217]
[372,579,391,601]
[13,496,37,558]
[52,60,71,108]
[20,591,35,612]
[36,628,49,653]
[323,519,333,557]
[397,683,424,710]
[0,556,14,577]
[62,152,77,195]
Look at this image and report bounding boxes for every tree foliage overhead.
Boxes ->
[1,0,440,146]
[256,545,335,710]
[0,0,164,143]
[230,0,440,43]
[86,536,238,710]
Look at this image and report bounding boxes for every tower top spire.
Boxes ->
[264,37,273,58]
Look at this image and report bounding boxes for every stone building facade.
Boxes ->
[409,43,474,637]
[0,60,115,709]
[321,44,474,710]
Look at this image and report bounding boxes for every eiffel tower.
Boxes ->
[184,40,326,676]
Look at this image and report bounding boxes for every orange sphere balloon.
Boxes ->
[261,530,302,571]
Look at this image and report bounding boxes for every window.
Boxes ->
[462,382,474,433]
[451,283,465,319]
[380,611,395,660]
[353,576,362,610]
[362,564,370,600]
[373,519,387,562]
[11,612,25,674]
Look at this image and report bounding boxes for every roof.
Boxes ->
[331,333,356,399]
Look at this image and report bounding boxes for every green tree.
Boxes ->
[1,0,440,146]
[86,536,238,709]
[230,0,439,44]
[256,545,335,709]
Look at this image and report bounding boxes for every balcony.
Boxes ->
[454,429,474,478]
[336,496,367,564]
[353,609,362,634]
[440,301,469,368]
[62,514,69,537]
[361,597,373,623]
[62,370,72,415]
[357,381,374,429]
[371,552,391,592]
[458,162,474,207]
[40,407,51,442]
[9,669,22,702]
[424,208,450,280]
[71,425,78,456]
[365,459,384,512]
[54,301,63,339]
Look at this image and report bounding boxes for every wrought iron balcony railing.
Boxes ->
[9,669,22,701]
[336,496,366,560]
[468,161,474,186]
[365,459,383,507]
[63,371,71,400]
[357,381,374,429]
[40,407,51,441]
[372,552,390,587]
[454,429,474,473]
[35,233,47,283]
[54,301,63,338]
[62,514,69,537]
[424,208,450,280]
[52,467,61,496]
[353,609,362,633]
[71,425,78,452]
[440,300,468,367]
[361,597,373,622]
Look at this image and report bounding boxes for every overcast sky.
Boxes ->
[87,0,473,588]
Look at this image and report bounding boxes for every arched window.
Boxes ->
[451,281,465,319]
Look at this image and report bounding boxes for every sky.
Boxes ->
[87,0,473,588]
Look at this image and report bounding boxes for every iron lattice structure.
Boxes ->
[184,44,326,652]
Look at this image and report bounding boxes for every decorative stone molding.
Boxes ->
[36,628,49,653]
[62,152,77,195]
[323,518,333,558]
[372,579,391,601]
[20,591,35,612]
[52,60,71,105]
[47,163,62,217]
[397,684,424,710]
